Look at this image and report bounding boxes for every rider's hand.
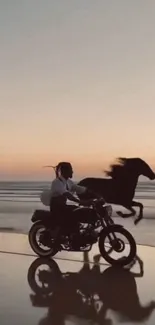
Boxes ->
[80,199,93,207]
[99,197,106,205]
[94,193,106,204]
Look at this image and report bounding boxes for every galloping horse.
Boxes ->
[78,158,155,224]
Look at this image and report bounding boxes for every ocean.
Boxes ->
[0,181,155,246]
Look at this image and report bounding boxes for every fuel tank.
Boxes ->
[73,206,97,223]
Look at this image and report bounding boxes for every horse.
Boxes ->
[78,158,155,224]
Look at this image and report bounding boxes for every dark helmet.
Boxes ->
[55,162,73,178]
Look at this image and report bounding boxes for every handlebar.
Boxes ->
[92,197,106,206]
[79,197,106,208]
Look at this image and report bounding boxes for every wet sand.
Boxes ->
[0,232,155,325]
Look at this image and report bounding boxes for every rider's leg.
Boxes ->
[63,205,79,232]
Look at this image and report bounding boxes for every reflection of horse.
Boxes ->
[27,253,155,325]
[78,158,155,224]
[96,258,155,322]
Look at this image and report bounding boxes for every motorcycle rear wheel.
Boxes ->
[27,257,61,294]
[29,222,59,258]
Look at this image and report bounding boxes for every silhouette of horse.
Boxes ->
[78,158,155,224]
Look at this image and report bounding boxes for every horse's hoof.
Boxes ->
[116,211,124,217]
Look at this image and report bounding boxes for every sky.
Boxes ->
[0,0,155,180]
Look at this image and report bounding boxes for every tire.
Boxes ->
[98,227,136,267]
[28,222,59,258]
[27,258,61,294]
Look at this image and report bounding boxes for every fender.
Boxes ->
[31,209,51,222]
[100,224,124,236]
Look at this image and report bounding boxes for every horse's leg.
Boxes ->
[132,200,143,225]
[116,206,136,218]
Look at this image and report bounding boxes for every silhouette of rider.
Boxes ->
[50,162,99,239]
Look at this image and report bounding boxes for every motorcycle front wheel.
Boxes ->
[29,222,59,258]
[98,227,136,266]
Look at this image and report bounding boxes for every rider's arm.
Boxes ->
[71,181,104,200]
[64,191,81,204]
[69,180,105,203]
[69,180,87,195]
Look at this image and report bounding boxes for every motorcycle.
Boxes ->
[28,198,137,266]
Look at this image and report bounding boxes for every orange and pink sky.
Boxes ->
[1,1,155,180]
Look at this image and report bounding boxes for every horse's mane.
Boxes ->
[105,157,147,179]
[105,157,128,178]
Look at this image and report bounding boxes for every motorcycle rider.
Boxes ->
[49,162,103,245]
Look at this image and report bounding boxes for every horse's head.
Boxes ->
[119,157,155,180]
[134,158,155,180]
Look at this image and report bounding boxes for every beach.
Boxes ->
[1,181,155,325]
[0,181,155,247]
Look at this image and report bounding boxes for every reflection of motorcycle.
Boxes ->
[28,256,155,325]
[29,198,136,266]
[28,257,112,325]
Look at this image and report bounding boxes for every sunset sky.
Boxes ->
[1,1,155,180]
